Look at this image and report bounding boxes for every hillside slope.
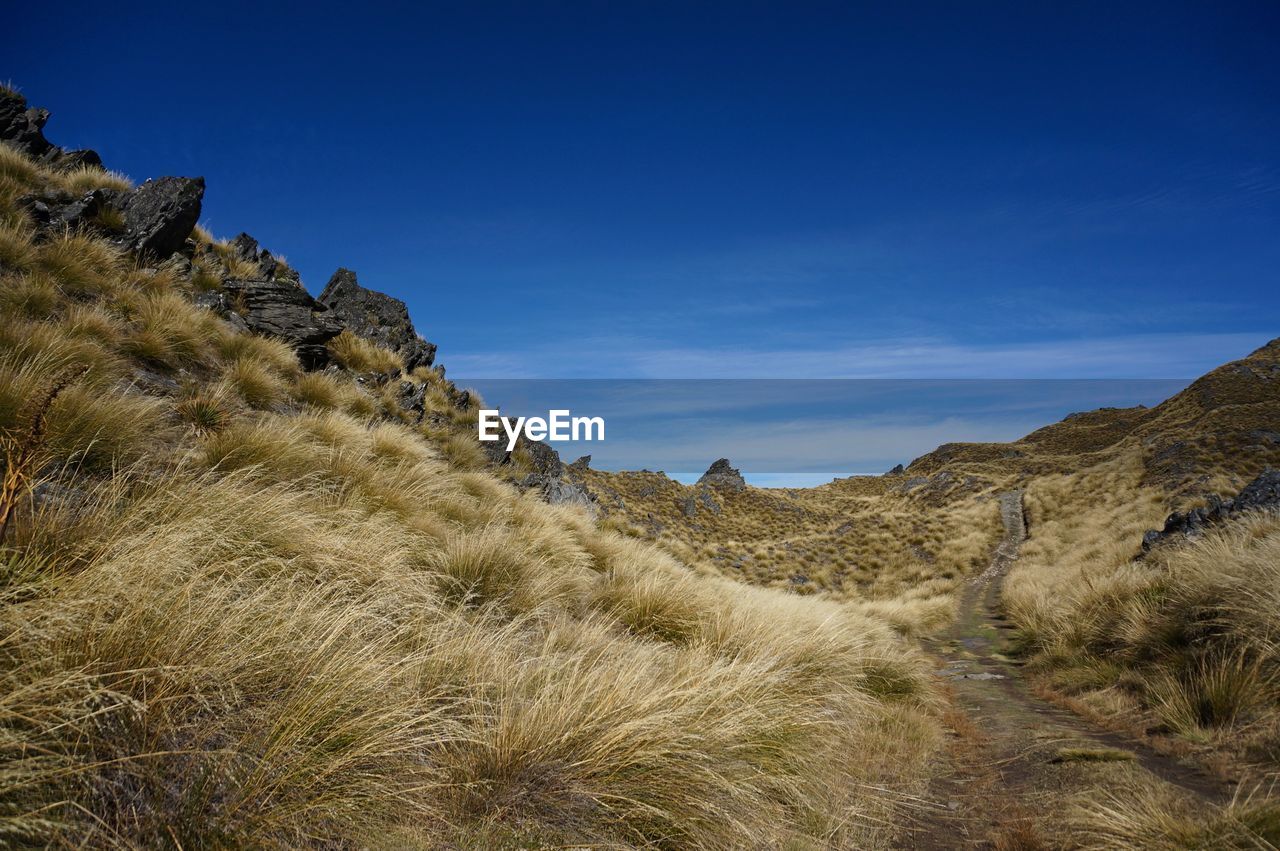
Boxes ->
[581,338,1280,617]
[0,86,937,849]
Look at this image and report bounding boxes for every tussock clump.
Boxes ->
[328,329,404,375]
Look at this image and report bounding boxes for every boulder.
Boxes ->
[318,268,437,371]
[1142,468,1280,552]
[113,177,204,259]
[55,149,104,169]
[482,432,595,509]
[220,278,342,369]
[0,89,54,158]
[1235,468,1280,512]
[697,458,746,491]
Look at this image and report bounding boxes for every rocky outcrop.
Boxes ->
[19,176,203,262]
[225,232,296,281]
[19,188,112,233]
[218,278,342,369]
[318,268,437,371]
[111,177,204,259]
[680,487,722,517]
[396,380,427,421]
[1142,468,1280,552]
[697,458,746,491]
[518,440,596,509]
[480,433,595,509]
[4,91,200,258]
[1,88,101,169]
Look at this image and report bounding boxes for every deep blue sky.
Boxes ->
[6,1,1278,378]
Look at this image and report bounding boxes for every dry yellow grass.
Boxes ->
[327,329,405,375]
[0,140,939,848]
[579,467,1003,635]
[1004,452,1280,776]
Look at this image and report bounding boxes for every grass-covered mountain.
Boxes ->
[3,84,1279,848]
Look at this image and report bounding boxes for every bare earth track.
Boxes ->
[897,492,1233,849]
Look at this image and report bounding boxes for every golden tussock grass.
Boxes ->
[1071,781,1280,850]
[581,468,1003,636]
[0,141,940,845]
[1005,452,1280,771]
[327,329,405,375]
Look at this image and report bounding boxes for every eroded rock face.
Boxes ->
[1,89,101,168]
[680,486,722,516]
[19,188,111,232]
[219,278,342,369]
[113,177,205,259]
[697,458,746,491]
[19,176,203,261]
[1142,468,1280,552]
[318,268,437,371]
[1,90,54,159]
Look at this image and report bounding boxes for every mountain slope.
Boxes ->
[0,86,936,849]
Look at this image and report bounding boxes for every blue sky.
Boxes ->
[5,1,1278,384]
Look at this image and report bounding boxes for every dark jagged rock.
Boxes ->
[227,232,297,282]
[697,458,746,491]
[679,486,721,517]
[318,268,437,371]
[112,177,204,259]
[0,89,54,158]
[886,463,905,476]
[220,278,342,369]
[56,148,103,169]
[520,439,596,508]
[482,433,595,509]
[18,188,111,233]
[1142,468,1280,552]
[396,380,427,421]
[1,89,101,169]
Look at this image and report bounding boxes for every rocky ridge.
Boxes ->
[2,87,587,505]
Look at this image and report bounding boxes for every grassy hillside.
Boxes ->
[0,95,938,848]
[578,466,1001,635]
[584,339,1280,789]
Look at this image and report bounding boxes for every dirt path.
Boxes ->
[896,491,1232,849]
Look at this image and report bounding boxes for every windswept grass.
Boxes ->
[328,329,404,375]
[1072,781,1280,850]
[0,137,939,848]
[1005,453,1280,769]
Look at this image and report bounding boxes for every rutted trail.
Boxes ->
[898,491,1232,849]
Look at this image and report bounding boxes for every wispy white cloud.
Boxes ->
[451,331,1272,379]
